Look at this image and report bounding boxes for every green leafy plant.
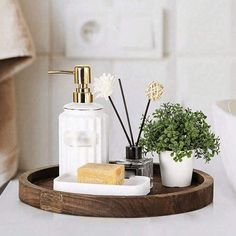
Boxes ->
[140,103,220,162]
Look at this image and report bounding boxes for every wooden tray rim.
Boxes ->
[19,164,214,199]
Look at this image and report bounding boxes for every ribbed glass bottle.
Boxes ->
[59,102,108,176]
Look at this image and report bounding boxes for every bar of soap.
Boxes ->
[77,163,125,185]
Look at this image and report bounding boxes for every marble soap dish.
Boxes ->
[53,174,150,196]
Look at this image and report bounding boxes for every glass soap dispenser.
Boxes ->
[49,65,108,176]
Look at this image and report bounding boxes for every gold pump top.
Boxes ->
[48,65,93,103]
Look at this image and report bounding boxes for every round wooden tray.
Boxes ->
[19,164,213,218]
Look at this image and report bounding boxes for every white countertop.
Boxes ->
[1,165,236,236]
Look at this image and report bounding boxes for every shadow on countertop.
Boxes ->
[0,182,9,195]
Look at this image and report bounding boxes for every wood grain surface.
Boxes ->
[19,164,213,218]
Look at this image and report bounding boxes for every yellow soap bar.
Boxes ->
[77,163,125,185]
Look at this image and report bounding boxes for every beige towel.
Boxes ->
[0,0,35,186]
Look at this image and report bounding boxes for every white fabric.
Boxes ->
[0,0,35,186]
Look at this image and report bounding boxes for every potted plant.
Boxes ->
[140,103,220,187]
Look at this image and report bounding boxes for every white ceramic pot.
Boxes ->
[159,151,194,187]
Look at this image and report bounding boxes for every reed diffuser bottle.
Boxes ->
[110,146,153,186]
[49,65,108,176]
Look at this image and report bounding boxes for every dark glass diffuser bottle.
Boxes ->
[110,146,153,188]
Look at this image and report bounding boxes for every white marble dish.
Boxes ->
[53,174,150,196]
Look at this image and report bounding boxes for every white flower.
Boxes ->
[145,81,164,101]
[94,73,116,100]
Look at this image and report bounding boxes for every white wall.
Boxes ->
[15,0,235,174]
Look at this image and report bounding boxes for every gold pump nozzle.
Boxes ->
[48,65,93,103]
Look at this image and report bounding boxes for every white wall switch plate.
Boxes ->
[65,1,163,59]
[120,15,153,49]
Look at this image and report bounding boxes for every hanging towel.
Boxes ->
[0,0,35,187]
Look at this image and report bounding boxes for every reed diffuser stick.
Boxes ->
[118,79,135,146]
[136,99,150,145]
[94,73,132,146]
[136,81,164,145]
[108,96,132,146]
